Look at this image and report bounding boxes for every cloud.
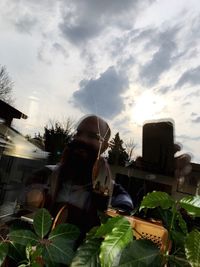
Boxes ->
[52,43,68,57]
[37,41,69,64]
[176,134,200,141]
[155,86,171,95]
[191,116,200,123]
[72,66,129,119]
[185,89,200,99]
[139,27,178,86]
[2,0,57,34]
[175,65,200,88]
[15,16,38,34]
[182,102,191,106]
[59,0,154,44]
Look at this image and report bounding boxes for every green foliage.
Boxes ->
[175,211,188,234]
[138,191,200,266]
[6,208,80,266]
[33,208,52,238]
[17,244,43,267]
[95,216,126,238]
[185,230,200,267]
[179,195,200,217]
[99,217,133,267]
[8,230,39,246]
[108,132,129,166]
[42,237,75,265]
[140,191,174,211]
[49,223,80,243]
[71,238,101,267]
[70,216,133,267]
[7,242,26,263]
[0,242,8,266]
[117,239,161,267]
[1,192,200,266]
[44,119,74,164]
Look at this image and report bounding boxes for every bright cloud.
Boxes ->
[0,0,200,162]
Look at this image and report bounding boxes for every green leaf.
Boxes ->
[49,223,80,243]
[180,196,200,217]
[86,226,99,239]
[170,230,186,249]
[117,239,162,267]
[176,211,188,234]
[31,263,43,267]
[185,229,200,267]
[9,230,39,246]
[33,208,52,238]
[99,216,132,267]
[7,242,26,262]
[42,237,75,265]
[0,242,8,266]
[95,216,127,238]
[70,238,101,267]
[31,245,43,260]
[168,255,190,267]
[140,191,174,211]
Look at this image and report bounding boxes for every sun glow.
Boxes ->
[131,91,165,125]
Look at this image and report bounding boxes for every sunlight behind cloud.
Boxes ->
[131,91,165,125]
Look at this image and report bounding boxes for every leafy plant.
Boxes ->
[70,216,162,267]
[0,208,80,266]
[0,192,199,266]
[139,191,200,267]
[71,191,200,267]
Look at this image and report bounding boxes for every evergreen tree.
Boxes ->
[108,132,129,166]
[44,119,74,164]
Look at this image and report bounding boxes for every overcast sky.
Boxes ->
[0,0,200,162]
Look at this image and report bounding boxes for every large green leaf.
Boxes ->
[117,239,162,267]
[185,229,200,267]
[140,191,174,211]
[33,208,52,238]
[7,242,26,262]
[9,230,39,246]
[180,196,200,217]
[70,238,101,267]
[86,226,99,239]
[49,223,80,243]
[42,237,75,265]
[0,242,8,266]
[100,216,132,267]
[95,216,127,238]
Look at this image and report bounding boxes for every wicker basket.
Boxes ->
[106,209,169,252]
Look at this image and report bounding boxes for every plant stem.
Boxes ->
[168,203,177,236]
[163,202,177,265]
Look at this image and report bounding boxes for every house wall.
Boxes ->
[110,163,200,205]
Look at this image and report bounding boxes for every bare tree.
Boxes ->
[124,138,137,162]
[0,65,14,104]
[46,116,76,136]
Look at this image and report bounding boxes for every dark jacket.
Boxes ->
[26,162,133,237]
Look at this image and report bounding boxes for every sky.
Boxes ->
[0,0,200,163]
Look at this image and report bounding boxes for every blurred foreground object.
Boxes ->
[0,123,48,160]
[0,99,27,126]
[142,120,174,176]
